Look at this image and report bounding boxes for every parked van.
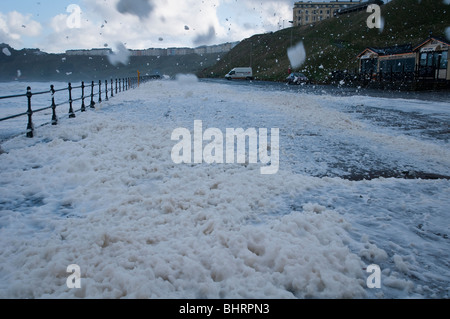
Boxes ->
[225,67,253,80]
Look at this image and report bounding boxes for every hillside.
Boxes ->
[198,0,450,82]
[0,44,225,82]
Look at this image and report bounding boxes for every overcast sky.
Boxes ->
[0,0,305,53]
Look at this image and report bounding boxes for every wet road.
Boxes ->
[203,79,450,180]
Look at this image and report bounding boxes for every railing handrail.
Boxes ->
[0,92,28,100]
[0,81,101,123]
[0,75,155,138]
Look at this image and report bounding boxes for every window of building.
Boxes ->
[361,58,378,74]
[380,58,415,73]
[420,52,427,67]
[420,51,449,69]
[440,51,448,69]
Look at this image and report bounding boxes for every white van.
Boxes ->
[225,67,253,80]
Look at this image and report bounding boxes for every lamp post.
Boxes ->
[289,20,294,47]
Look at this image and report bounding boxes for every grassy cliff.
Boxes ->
[198,0,450,82]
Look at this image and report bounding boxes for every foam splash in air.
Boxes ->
[107,43,131,66]
[175,74,199,84]
[2,48,11,56]
[287,42,306,69]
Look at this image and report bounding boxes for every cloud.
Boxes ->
[216,0,293,44]
[244,0,293,29]
[116,0,155,20]
[6,0,296,52]
[0,11,42,48]
[42,13,101,53]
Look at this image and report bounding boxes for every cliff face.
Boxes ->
[198,0,450,82]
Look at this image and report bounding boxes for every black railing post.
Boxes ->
[51,85,58,125]
[437,55,441,81]
[119,78,122,92]
[401,65,405,83]
[26,86,34,138]
[123,78,125,91]
[111,79,114,98]
[90,81,95,108]
[81,81,86,112]
[105,80,109,101]
[126,78,128,90]
[68,83,76,118]
[115,79,118,94]
[98,80,102,103]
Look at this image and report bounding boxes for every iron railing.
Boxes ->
[0,76,155,139]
